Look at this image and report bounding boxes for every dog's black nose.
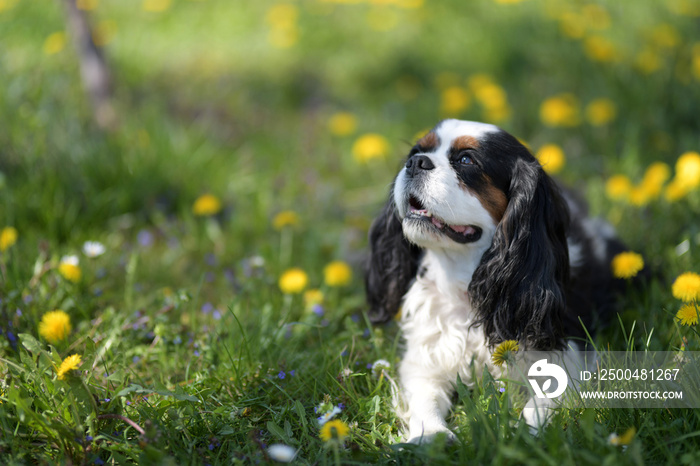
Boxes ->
[405,155,435,177]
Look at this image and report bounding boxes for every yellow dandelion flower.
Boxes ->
[366,6,399,32]
[267,25,298,49]
[672,272,700,302]
[639,162,671,200]
[328,112,357,137]
[0,0,19,14]
[583,36,619,63]
[0,226,18,252]
[266,3,298,28]
[650,23,680,49]
[585,99,617,126]
[608,427,636,446]
[57,354,82,380]
[440,86,471,116]
[474,82,507,110]
[605,175,633,201]
[491,340,519,367]
[39,310,72,344]
[279,268,308,294]
[558,12,586,39]
[58,256,82,283]
[323,261,352,287]
[535,144,566,175]
[43,32,66,56]
[352,134,390,163]
[693,44,700,80]
[304,289,324,308]
[676,304,700,326]
[634,48,662,75]
[273,210,300,230]
[674,151,700,190]
[611,252,644,279]
[319,419,349,443]
[192,194,222,216]
[664,178,691,202]
[76,0,98,11]
[142,0,171,13]
[540,94,580,127]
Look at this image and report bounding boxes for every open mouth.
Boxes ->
[406,195,482,244]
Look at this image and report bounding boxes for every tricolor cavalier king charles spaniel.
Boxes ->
[366,119,632,443]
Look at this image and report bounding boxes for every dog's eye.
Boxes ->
[459,153,474,165]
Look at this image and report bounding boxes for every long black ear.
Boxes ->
[469,158,570,350]
[365,191,422,323]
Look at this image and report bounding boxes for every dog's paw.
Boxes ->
[407,427,457,445]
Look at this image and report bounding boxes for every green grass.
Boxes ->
[2,0,700,464]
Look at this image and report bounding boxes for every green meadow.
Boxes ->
[1,0,700,463]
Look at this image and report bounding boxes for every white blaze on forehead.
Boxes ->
[434,119,500,150]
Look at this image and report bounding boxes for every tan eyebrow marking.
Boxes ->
[451,135,480,151]
[416,131,439,151]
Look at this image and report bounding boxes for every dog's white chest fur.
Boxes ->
[400,252,496,384]
[396,250,501,442]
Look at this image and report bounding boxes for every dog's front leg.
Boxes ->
[399,364,456,444]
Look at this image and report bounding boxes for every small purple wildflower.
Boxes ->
[499,387,506,393]
[194,350,200,357]
[312,304,324,317]
[137,230,154,247]
[15,308,22,317]
[201,302,213,314]
[205,253,217,267]
[289,370,296,377]
[278,371,286,380]
[212,310,222,320]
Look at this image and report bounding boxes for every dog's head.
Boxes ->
[366,119,570,350]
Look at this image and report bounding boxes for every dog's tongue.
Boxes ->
[449,224,475,235]
[431,217,475,235]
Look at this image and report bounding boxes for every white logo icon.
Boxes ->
[528,358,568,399]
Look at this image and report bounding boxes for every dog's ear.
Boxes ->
[365,191,421,323]
[470,157,570,350]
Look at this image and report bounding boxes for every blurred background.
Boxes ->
[3,0,699,246]
[3,1,700,462]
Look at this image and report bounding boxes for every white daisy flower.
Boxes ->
[82,241,106,258]
[371,359,391,378]
[267,444,297,462]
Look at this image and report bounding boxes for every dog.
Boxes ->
[365,119,632,443]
